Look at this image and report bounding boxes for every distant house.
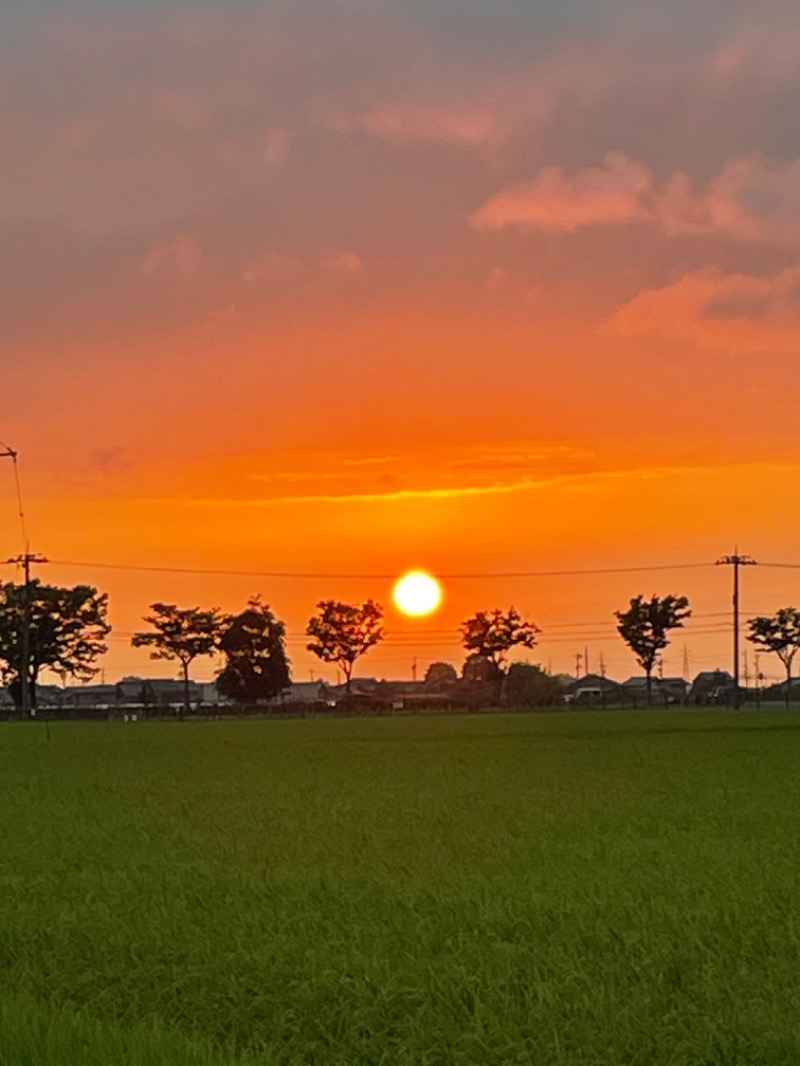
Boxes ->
[660,677,689,703]
[564,674,622,705]
[61,684,120,710]
[691,670,734,705]
[621,676,654,706]
[59,677,203,713]
[274,681,330,705]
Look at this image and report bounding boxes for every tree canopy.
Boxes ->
[746,607,800,708]
[216,597,291,704]
[306,600,384,690]
[615,594,691,704]
[424,661,458,688]
[505,663,565,708]
[132,603,224,716]
[0,580,110,711]
[459,608,540,679]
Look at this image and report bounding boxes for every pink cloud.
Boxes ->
[608,266,800,354]
[473,152,800,247]
[473,152,652,231]
[322,249,363,273]
[241,253,301,286]
[139,234,202,278]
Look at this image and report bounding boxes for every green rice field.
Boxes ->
[1,710,799,1065]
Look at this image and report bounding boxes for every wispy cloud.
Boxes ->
[186,479,553,507]
[608,266,800,353]
[472,152,800,247]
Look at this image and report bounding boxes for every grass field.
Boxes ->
[1,710,799,1065]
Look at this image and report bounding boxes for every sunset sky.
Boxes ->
[3,0,800,685]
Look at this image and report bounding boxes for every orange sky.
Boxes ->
[3,0,800,686]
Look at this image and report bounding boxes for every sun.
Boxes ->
[393,571,443,617]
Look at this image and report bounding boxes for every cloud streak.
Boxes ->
[473,152,800,247]
[608,266,800,353]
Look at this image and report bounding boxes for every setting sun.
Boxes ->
[392,571,443,617]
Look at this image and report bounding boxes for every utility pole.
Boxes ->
[411,657,417,682]
[682,643,690,680]
[6,552,48,718]
[716,553,757,709]
[584,646,589,677]
[574,652,582,679]
[599,652,606,678]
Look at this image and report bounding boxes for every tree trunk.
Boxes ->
[344,662,352,693]
[181,662,190,720]
[786,662,792,710]
[493,662,504,707]
[645,667,652,708]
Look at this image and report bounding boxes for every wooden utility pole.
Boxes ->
[716,553,757,709]
[5,552,48,718]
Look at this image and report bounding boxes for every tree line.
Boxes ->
[2,578,800,713]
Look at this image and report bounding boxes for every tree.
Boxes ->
[132,604,224,717]
[0,580,110,712]
[424,661,458,688]
[306,600,384,691]
[505,663,565,708]
[746,608,800,709]
[460,607,540,701]
[216,597,291,705]
[615,594,691,706]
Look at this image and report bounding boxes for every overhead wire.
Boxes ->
[44,558,715,580]
[0,440,27,552]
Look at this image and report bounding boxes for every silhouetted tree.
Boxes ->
[216,597,291,705]
[306,600,384,692]
[505,663,565,708]
[132,604,224,717]
[460,607,540,700]
[746,608,800,709]
[424,661,458,688]
[615,594,691,706]
[0,580,110,711]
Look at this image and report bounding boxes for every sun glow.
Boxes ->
[392,571,443,617]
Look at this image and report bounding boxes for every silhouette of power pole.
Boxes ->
[682,643,690,680]
[411,657,417,682]
[574,652,582,679]
[6,552,48,718]
[0,442,27,546]
[599,652,606,678]
[716,552,757,709]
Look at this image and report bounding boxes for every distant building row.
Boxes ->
[1,667,761,715]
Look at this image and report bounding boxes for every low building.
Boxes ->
[61,684,120,709]
[564,674,622,705]
[691,670,734,704]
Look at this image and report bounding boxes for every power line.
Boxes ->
[41,558,714,581]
